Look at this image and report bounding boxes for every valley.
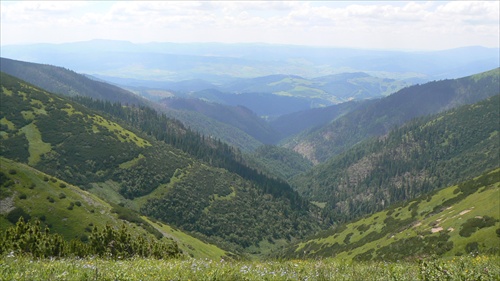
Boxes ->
[0,42,499,279]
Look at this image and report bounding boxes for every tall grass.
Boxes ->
[1,254,498,281]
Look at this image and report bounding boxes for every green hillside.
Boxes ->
[245,145,313,181]
[285,68,500,164]
[220,73,410,106]
[292,95,499,224]
[282,169,500,260]
[0,57,148,106]
[0,72,319,256]
[0,157,228,260]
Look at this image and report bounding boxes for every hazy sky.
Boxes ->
[1,1,499,50]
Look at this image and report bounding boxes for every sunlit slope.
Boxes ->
[0,72,319,255]
[0,157,229,259]
[283,169,500,260]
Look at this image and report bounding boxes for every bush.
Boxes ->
[59,183,67,188]
[18,193,27,200]
[465,242,479,254]
[6,207,31,224]
[459,216,497,237]
[59,193,66,199]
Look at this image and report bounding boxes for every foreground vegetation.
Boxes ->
[1,254,498,281]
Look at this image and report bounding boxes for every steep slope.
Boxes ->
[0,57,148,106]
[282,169,500,260]
[160,97,278,144]
[189,88,314,117]
[0,72,320,255]
[0,157,227,260]
[291,95,499,224]
[285,68,500,164]
[244,145,313,181]
[159,108,264,152]
[270,100,368,140]
[0,57,271,151]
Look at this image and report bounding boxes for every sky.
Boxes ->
[1,1,499,50]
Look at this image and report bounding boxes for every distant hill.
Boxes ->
[2,40,498,82]
[0,57,148,106]
[291,95,499,224]
[218,72,409,105]
[159,97,279,145]
[188,88,315,117]
[282,169,500,261]
[244,145,313,181]
[0,72,320,255]
[284,68,500,164]
[270,100,368,140]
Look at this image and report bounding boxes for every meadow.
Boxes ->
[1,254,498,281]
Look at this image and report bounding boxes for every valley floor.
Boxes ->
[1,255,498,280]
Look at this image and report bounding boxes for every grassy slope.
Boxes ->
[0,73,318,257]
[284,169,500,260]
[0,157,227,260]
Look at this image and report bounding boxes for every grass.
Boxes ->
[0,255,498,281]
[141,216,228,260]
[19,123,51,166]
[118,154,145,169]
[1,158,229,261]
[89,114,150,148]
[292,169,500,260]
[0,158,145,241]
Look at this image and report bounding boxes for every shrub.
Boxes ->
[459,216,497,237]
[18,193,27,200]
[6,207,31,224]
[465,242,479,254]
[59,183,67,188]
[59,193,66,199]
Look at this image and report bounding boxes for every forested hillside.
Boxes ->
[0,57,147,106]
[160,97,278,145]
[285,68,500,164]
[270,100,367,140]
[283,169,499,260]
[0,72,319,255]
[244,145,313,181]
[292,95,499,224]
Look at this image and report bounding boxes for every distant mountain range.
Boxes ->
[2,40,498,82]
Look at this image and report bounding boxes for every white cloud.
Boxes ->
[1,1,498,49]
